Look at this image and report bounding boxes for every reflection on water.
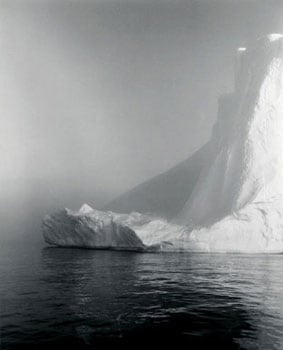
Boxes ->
[1,244,283,349]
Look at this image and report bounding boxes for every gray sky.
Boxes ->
[1,0,283,241]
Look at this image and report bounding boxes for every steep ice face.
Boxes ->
[177,35,283,228]
[42,34,283,253]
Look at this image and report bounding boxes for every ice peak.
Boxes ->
[79,203,94,214]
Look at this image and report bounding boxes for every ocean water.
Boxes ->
[1,244,283,350]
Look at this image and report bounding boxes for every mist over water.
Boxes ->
[1,244,283,349]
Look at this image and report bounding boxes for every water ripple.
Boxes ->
[1,246,283,349]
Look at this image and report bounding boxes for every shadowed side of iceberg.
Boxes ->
[42,208,152,252]
[103,143,211,219]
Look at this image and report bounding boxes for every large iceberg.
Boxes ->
[43,34,283,253]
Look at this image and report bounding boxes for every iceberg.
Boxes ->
[42,206,147,251]
[42,205,181,251]
[43,34,283,253]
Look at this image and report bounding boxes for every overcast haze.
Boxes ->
[1,0,283,243]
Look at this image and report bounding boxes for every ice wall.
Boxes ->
[177,34,283,228]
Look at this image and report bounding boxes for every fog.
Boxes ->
[1,0,283,244]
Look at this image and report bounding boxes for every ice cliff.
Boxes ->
[43,34,283,253]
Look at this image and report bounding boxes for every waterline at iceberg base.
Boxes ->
[43,34,283,253]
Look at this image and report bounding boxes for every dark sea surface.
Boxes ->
[1,243,283,350]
